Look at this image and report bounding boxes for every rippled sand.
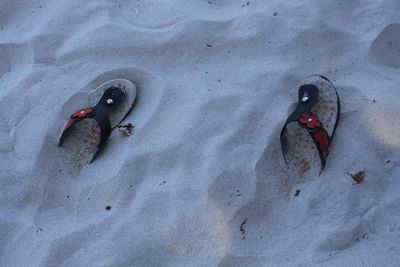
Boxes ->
[0,0,400,266]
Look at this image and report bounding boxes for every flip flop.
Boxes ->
[58,79,137,170]
[280,75,340,177]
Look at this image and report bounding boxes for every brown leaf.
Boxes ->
[118,123,134,136]
[348,170,365,184]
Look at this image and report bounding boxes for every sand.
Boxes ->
[1,0,400,266]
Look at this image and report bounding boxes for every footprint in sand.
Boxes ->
[370,23,400,69]
[50,68,164,174]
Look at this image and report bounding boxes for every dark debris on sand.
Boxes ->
[348,170,365,184]
[118,123,134,136]
[240,218,248,239]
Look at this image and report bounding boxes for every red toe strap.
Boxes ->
[71,107,94,118]
[310,128,329,158]
[58,107,94,145]
[299,112,330,159]
[299,112,322,130]
[64,107,94,130]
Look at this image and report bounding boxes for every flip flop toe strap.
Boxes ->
[298,112,330,166]
[281,83,331,170]
[58,106,112,147]
[281,112,330,166]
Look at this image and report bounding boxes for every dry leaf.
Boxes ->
[348,170,365,184]
[118,123,134,136]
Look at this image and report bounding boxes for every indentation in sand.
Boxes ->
[53,67,164,175]
[0,114,13,153]
[365,103,400,149]
[207,169,253,222]
[0,49,11,79]
[111,0,182,29]
[370,24,400,69]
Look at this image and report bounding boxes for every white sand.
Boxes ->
[1,0,400,266]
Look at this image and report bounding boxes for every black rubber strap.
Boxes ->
[58,86,127,148]
[283,84,319,125]
[57,106,111,145]
[91,106,112,147]
[280,84,330,169]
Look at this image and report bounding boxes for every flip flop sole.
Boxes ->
[59,79,136,171]
[61,119,101,171]
[282,75,340,178]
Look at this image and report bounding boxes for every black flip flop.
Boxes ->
[280,75,340,177]
[58,79,137,170]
